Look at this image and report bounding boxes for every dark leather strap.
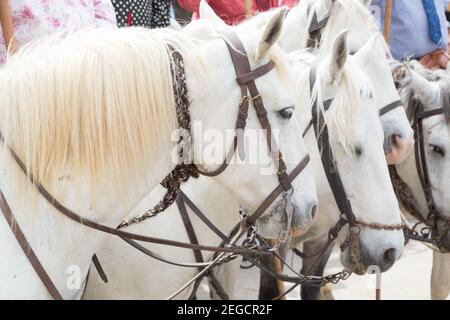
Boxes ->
[236,61,276,85]
[414,110,436,219]
[91,254,108,283]
[0,190,63,300]
[309,60,356,227]
[417,107,446,120]
[176,195,230,300]
[220,29,292,192]
[307,8,329,48]
[246,154,310,226]
[379,99,403,117]
[178,191,230,242]
[176,196,205,269]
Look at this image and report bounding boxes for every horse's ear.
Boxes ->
[408,69,440,105]
[199,0,226,27]
[329,30,349,85]
[391,62,410,88]
[256,8,288,61]
[353,33,379,62]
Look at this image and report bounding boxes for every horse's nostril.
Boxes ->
[391,134,402,147]
[310,204,318,219]
[383,248,397,266]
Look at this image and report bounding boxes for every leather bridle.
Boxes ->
[306,5,329,48]
[390,98,450,251]
[0,29,311,299]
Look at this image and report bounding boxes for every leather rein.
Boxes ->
[0,29,311,300]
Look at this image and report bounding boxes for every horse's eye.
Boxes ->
[355,145,363,157]
[278,107,294,119]
[430,144,445,157]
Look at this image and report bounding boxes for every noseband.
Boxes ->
[390,99,450,250]
[302,59,404,274]
[0,30,311,299]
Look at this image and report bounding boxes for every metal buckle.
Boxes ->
[239,206,250,220]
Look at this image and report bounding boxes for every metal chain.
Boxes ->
[118,45,198,229]
[354,219,404,231]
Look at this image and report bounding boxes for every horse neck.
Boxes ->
[279,5,310,52]
[0,131,178,299]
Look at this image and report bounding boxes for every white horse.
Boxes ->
[392,61,450,300]
[0,10,317,299]
[198,0,410,299]
[290,29,404,272]
[235,0,414,164]
[83,8,317,300]
[298,61,450,301]
[84,28,405,299]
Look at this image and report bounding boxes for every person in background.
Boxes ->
[0,0,117,64]
[446,0,450,52]
[372,0,449,69]
[178,0,298,25]
[112,0,171,28]
[0,1,16,54]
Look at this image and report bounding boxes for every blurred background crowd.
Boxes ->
[0,0,450,69]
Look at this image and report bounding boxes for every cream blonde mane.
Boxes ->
[293,50,373,154]
[0,27,202,191]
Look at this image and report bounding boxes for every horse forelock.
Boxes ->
[297,52,376,154]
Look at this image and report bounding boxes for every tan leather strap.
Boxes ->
[220,29,292,192]
[0,190,63,300]
[308,59,357,227]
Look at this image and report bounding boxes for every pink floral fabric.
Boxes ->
[0,0,117,64]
